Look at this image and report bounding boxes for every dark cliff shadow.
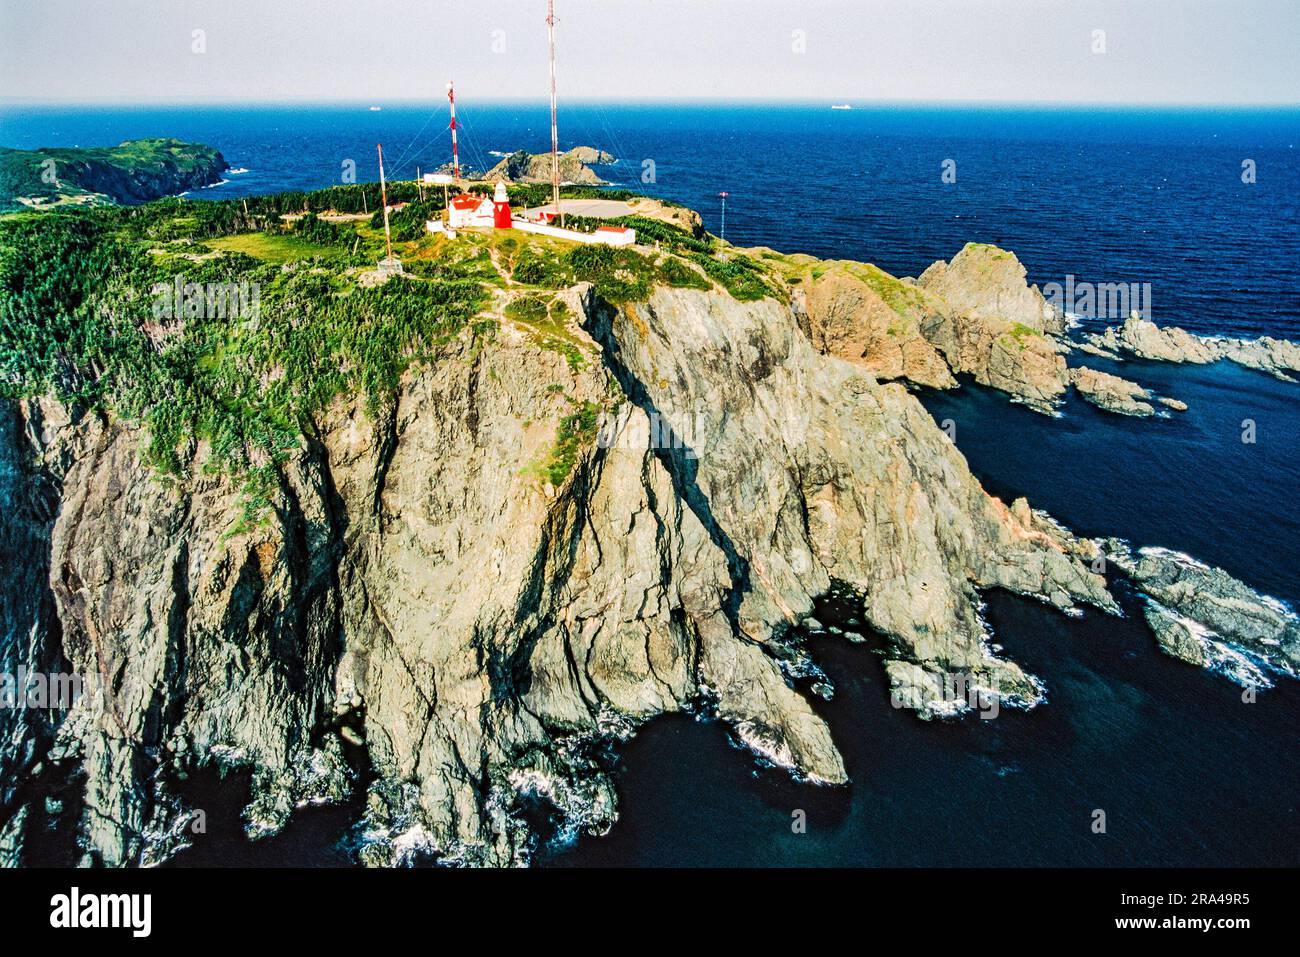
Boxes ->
[580,294,755,637]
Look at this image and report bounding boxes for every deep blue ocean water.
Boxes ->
[2,102,1297,866]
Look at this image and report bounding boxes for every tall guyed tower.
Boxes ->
[547,0,563,225]
[446,80,460,181]
[376,143,402,274]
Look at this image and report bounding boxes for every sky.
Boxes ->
[2,0,1297,105]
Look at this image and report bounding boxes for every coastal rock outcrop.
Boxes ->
[918,242,1067,337]
[1,271,1123,867]
[1105,543,1300,686]
[0,138,229,211]
[483,147,615,186]
[915,244,1070,413]
[1090,314,1300,382]
[2,213,1291,869]
[791,261,955,389]
[1068,366,1184,416]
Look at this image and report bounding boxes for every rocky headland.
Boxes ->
[483,146,616,186]
[0,138,230,212]
[1,188,1296,868]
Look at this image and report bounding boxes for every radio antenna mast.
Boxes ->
[377,143,394,263]
[447,80,460,182]
[547,0,563,226]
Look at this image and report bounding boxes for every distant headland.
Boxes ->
[0,138,229,212]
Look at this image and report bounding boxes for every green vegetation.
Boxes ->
[0,201,485,507]
[1,180,788,514]
[848,262,926,317]
[205,231,338,264]
[964,241,1011,262]
[1003,321,1041,350]
[505,294,589,371]
[508,240,659,303]
[0,138,228,211]
[564,214,775,298]
[690,252,777,302]
[655,256,710,290]
[534,400,601,486]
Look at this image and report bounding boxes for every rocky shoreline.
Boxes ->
[1088,314,1300,382]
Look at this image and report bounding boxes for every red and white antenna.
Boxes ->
[447,80,460,182]
[377,143,394,263]
[718,191,729,243]
[546,0,563,226]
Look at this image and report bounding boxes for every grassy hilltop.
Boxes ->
[0,181,786,517]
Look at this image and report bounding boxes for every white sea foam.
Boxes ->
[1138,545,1211,571]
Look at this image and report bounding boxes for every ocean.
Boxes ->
[3,102,1297,867]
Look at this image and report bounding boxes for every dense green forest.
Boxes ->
[0,192,484,520]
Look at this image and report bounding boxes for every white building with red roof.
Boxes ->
[446,192,495,229]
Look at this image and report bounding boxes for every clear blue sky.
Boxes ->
[3,0,1297,105]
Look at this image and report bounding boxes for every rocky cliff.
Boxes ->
[2,222,1296,868]
[0,267,1121,866]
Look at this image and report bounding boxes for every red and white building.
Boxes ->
[446,192,494,229]
[445,181,514,229]
[433,181,636,246]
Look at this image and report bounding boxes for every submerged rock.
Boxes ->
[1068,365,1184,416]
[1069,366,1157,416]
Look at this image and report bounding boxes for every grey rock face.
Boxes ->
[919,243,1067,337]
[1107,543,1299,686]
[917,245,1070,413]
[585,289,1114,719]
[0,262,1287,868]
[0,399,65,836]
[792,263,956,390]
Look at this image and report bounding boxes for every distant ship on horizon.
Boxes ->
[831,103,852,110]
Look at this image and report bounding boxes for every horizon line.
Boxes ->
[3,96,1299,111]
